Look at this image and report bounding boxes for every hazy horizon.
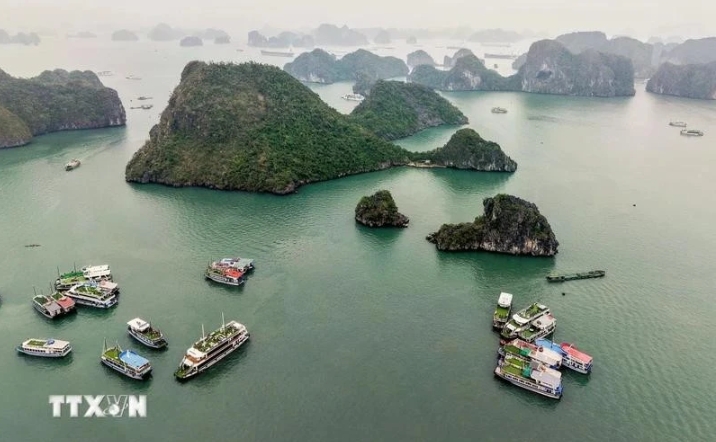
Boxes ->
[2,0,716,41]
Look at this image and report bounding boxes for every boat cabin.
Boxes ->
[497,292,513,308]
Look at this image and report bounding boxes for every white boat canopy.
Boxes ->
[498,292,513,307]
[127,318,150,332]
[82,265,111,279]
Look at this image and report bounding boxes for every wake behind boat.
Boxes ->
[127,318,167,349]
[174,315,250,380]
[17,338,72,358]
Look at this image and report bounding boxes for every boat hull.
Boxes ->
[494,368,562,399]
[205,272,244,286]
[16,346,72,358]
[175,333,249,381]
[128,329,167,349]
[564,361,592,374]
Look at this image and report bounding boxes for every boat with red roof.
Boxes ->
[205,257,255,286]
[536,338,593,374]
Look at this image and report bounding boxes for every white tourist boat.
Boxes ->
[16,338,72,358]
[495,353,563,399]
[492,292,513,329]
[499,338,562,369]
[127,318,168,349]
[536,338,594,374]
[518,314,557,343]
[341,93,365,102]
[67,282,118,308]
[500,303,551,339]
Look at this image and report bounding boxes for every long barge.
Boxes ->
[546,270,605,282]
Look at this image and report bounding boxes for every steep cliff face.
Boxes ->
[284,49,408,84]
[443,48,476,68]
[125,62,410,194]
[555,31,608,53]
[0,68,126,142]
[426,194,558,256]
[355,190,409,227]
[661,38,716,65]
[412,128,517,172]
[407,50,436,68]
[518,40,635,97]
[350,80,467,140]
[646,62,716,100]
[0,105,32,148]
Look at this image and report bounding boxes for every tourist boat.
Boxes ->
[498,338,562,369]
[97,71,113,77]
[491,107,507,114]
[494,353,563,399]
[32,292,75,318]
[536,338,594,374]
[65,159,81,171]
[97,279,120,295]
[500,303,551,339]
[67,282,118,308]
[205,257,254,286]
[137,96,152,100]
[260,49,294,57]
[174,315,250,380]
[492,292,513,330]
[546,270,605,282]
[16,338,72,358]
[680,129,704,137]
[214,257,255,272]
[127,318,167,349]
[484,53,518,59]
[55,270,88,291]
[101,340,152,380]
[669,121,687,127]
[126,75,142,80]
[517,314,557,343]
[341,93,365,102]
[81,264,113,280]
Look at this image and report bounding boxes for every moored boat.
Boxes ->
[205,257,254,286]
[499,338,562,369]
[261,49,294,57]
[341,93,365,102]
[127,318,167,349]
[214,257,255,272]
[536,338,594,374]
[65,159,81,171]
[55,264,114,290]
[669,121,687,127]
[500,303,550,339]
[491,107,507,114]
[101,340,152,380]
[517,314,557,343]
[494,353,562,399]
[67,282,118,308]
[492,292,513,329]
[32,292,75,318]
[174,315,250,380]
[680,129,704,137]
[17,338,72,358]
[546,270,605,282]
[81,264,112,280]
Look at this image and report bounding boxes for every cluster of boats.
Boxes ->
[670,121,704,136]
[32,264,118,318]
[492,293,593,399]
[205,257,255,286]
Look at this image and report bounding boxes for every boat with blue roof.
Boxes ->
[101,340,152,380]
[536,338,593,374]
[494,353,563,399]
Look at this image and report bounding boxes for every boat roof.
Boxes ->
[498,292,513,307]
[83,265,111,278]
[127,318,150,331]
[187,347,206,359]
[531,315,556,329]
[98,280,118,289]
[535,338,565,355]
[119,350,149,369]
[561,343,593,363]
[24,339,70,349]
[530,365,562,387]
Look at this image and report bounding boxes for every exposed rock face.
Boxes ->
[125,62,410,194]
[314,24,368,46]
[284,49,408,84]
[646,62,716,100]
[407,50,436,68]
[111,29,138,41]
[0,30,41,45]
[468,29,522,43]
[512,53,527,70]
[247,30,314,48]
[355,190,409,227]
[413,128,517,171]
[443,48,476,68]
[662,38,716,65]
[555,31,608,53]
[518,40,635,97]
[426,194,558,256]
[0,105,32,148]
[148,23,184,41]
[374,30,391,44]
[350,80,467,140]
[0,68,126,146]
[352,72,374,96]
[180,36,203,47]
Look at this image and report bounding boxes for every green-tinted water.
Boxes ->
[1,38,715,442]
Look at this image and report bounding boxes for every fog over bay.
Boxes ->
[2,0,716,40]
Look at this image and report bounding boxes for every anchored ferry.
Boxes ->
[127,318,168,349]
[17,338,72,358]
[55,264,114,290]
[174,316,250,380]
[518,314,557,343]
[32,291,76,319]
[205,258,254,286]
[67,282,118,308]
[499,338,562,369]
[101,341,152,380]
[536,338,594,374]
[495,353,563,399]
[492,292,513,329]
[500,303,551,339]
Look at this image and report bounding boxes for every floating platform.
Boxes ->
[546,270,605,282]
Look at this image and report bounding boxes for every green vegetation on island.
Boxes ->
[0,68,126,148]
[410,128,517,172]
[125,62,410,194]
[407,50,436,69]
[646,61,716,100]
[284,49,408,84]
[426,194,558,256]
[355,190,409,227]
[350,80,468,141]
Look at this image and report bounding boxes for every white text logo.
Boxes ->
[49,395,147,418]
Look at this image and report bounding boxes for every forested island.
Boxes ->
[284,49,408,84]
[355,190,409,227]
[426,194,558,256]
[0,68,126,148]
[410,129,517,172]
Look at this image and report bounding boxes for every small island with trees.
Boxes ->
[355,190,409,228]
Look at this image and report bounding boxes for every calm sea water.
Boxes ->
[1,37,715,442]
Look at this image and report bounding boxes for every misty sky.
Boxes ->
[2,0,715,39]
